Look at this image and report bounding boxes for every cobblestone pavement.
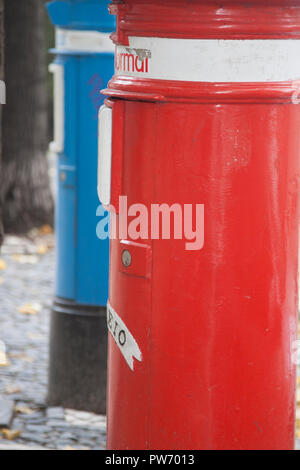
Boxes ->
[0,232,106,450]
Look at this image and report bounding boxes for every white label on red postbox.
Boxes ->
[107,302,142,371]
[98,105,112,206]
[115,36,300,82]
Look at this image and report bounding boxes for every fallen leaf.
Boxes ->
[1,429,22,440]
[39,224,53,235]
[12,254,39,265]
[63,446,77,451]
[0,354,9,367]
[36,244,48,255]
[0,356,9,367]
[27,332,44,340]
[0,259,6,270]
[15,405,35,415]
[296,407,300,429]
[5,384,21,394]
[23,356,34,363]
[9,353,33,363]
[297,376,300,385]
[0,341,9,366]
[18,302,41,315]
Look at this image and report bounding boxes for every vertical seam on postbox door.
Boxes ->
[74,58,80,301]
[146,101,159,450]
[120,100,125,207]
[110,99,124,212]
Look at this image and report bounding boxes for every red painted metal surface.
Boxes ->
[110,0,300,44]
[104,0,300,450]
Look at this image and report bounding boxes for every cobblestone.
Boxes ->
[0,398,14,427]
[0,232,106,450]
[46,407,64,420]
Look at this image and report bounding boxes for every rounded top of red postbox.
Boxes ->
[109,0,300,44]
[104,0,300,105]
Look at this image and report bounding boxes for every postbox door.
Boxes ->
[99,99,158,448]
[50,57,78,300]
[99,92,300,449]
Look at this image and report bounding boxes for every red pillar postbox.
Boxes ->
[99,0,300,450]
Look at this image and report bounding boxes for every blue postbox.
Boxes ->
[46,0,114,413]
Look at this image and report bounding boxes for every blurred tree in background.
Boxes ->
[46,2,55,144]
[0,0,4,246]
[1,0,54,234]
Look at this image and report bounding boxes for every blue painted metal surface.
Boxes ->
[47,0,115,32]
[47,1,114,306]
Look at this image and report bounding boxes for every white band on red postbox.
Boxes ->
[115,37,300,83]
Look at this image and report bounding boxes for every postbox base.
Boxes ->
[47,297,107,414]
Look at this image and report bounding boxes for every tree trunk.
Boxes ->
[1,0,53,234]
[0,0,4,246]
